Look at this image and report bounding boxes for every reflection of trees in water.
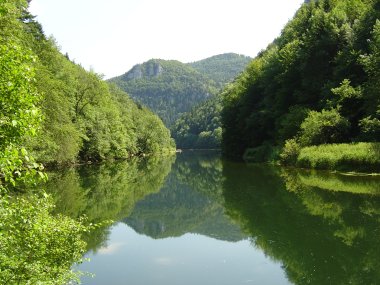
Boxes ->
[124,151,245,242]
[222,163,380,285]
[45,155,175,252]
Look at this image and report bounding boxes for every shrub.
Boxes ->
[359,116,380,141]
[280,139,301,166]
[299,109,350,146]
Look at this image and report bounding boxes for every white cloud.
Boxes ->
[97,242,125,255]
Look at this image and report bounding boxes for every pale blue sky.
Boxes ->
[29,0,304,78]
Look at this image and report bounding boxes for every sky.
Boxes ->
[29,0,305,79]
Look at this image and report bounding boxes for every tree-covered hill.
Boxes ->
[189,53,252,88]
[222,0,380,165]
[109,54,252,128]
[109,59,218,126]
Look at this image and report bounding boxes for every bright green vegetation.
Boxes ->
[109,59,218,127]
[10,7,173,166]
[221,0,380,171]
[0,1,174,283]
[0,1,89,283]
[28,42,173,164]
[295,142,380,172]
[189,53,252,88]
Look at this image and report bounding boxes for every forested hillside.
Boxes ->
[20,13,173,165]
[172,96,222,149]
[109,59,218,126]
[222,0,380,167]
[189,53,252,88]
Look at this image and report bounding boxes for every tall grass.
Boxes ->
[296,142,380,172]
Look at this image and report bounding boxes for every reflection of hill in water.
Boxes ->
[223,163,380,285]
[124,151,245,242]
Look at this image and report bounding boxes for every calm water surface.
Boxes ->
[47,151,380,285]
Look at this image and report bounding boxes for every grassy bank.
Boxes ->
[295,143,380,173]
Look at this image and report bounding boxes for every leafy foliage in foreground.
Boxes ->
[0,195,88,284]
[0,0,174,283]
[222,0,380,167]
[0,1,89,283]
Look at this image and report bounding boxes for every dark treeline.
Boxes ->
[222,0,380,166]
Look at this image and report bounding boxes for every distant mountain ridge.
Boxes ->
[109,53,252,127]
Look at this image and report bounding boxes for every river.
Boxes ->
[46,151,380,285]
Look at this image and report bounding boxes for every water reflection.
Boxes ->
[46,152,380,284]
[223,163,380,284]
[46,155,175,251]
[124,151,244,241]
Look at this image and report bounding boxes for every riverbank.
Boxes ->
[244,142,380,174]
[294,142,380,173]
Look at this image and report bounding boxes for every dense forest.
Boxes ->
[0,0,174,283]
[109,54,251,137]
[222,0,380,169]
